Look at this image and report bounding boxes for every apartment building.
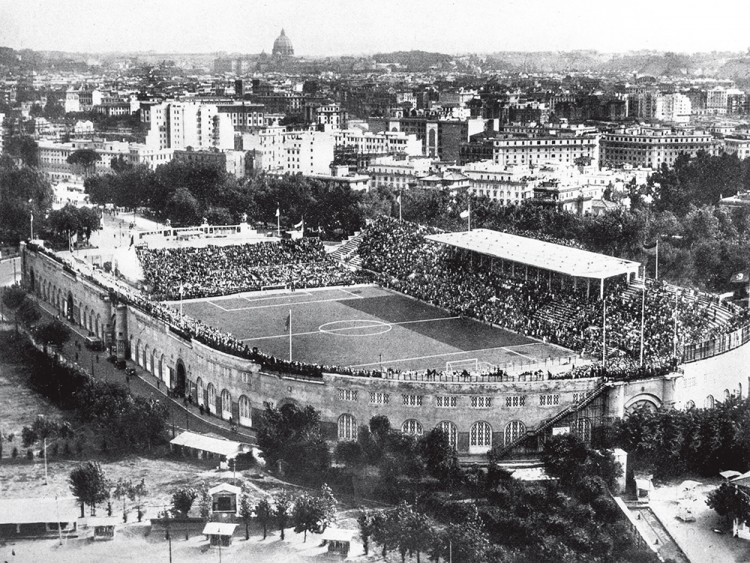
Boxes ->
[600,127,717,169]
[367,156,434,191]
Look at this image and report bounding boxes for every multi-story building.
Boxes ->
[305,103,346,131]
[461,129,600,168]
[168,102,235,151]
[462,161,536,206]
[216,102,266,133]
[654,93,692,123]
[38,139,131,181]
[334,129,422,158]
[600,126,717,169]
[369,116,485,162]
[284,131,334,175]
[173,148,248,179]
[367,156,434,191]
[723,136,750,160]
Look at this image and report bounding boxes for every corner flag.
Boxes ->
[284,311,291,331]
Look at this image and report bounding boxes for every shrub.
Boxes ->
[26,449,34,460]
[12,447,18,458]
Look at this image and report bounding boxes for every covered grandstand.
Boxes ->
[426,229,642,298]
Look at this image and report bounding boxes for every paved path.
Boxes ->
[34,297,257,445]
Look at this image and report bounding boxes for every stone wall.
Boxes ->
[22,243,749,455]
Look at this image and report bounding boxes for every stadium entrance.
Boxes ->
[174,359,186,396]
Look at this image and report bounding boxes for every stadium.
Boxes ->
[21,215,750,460]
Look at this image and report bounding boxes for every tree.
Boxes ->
[292,484,337,542]
[239,488,253,540]
[255,497,273,540]
[5,135,39,167]
[133,479,148,521]
[707,483,750,528]
[35,319,71,349]
[171,487,198,518]
[274,491,293,541]
[0,164,54,243]
[2,284,28,332]
[257,403,331,477]
[418,428,460,485]
[68,461,110,517]
[357,509,375,555]
[113,478,135,522]
[197,482,212,520]
[66,149,101,178]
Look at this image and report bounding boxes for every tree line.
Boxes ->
[256,402,655,562]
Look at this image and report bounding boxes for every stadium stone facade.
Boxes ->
[22,243,748,457]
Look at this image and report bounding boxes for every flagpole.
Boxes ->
[602,299,606,366]
[277,206,281,238]
[399,193,402,222]
[655,240,659,280]
[288,309,292,362]
[468,197,471,232]
[639,286,645,366]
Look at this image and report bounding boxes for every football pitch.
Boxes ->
[176,285,571,373]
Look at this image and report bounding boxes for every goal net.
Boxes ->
[446,358,478,374]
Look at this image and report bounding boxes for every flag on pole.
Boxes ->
[293,218,304,230]
[396,194,401,204]
[459,209,470,219]
[284,312,291,331]
[275,207,280,218]
[642,241,658,255]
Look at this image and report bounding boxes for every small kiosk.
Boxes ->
[322,528,355,556]
[88,517,118,540]
[202,522,237,547]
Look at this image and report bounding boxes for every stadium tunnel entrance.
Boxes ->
[174,359,186,396]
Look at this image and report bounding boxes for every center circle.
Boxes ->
[319,319,393,337]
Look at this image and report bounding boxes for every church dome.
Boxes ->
[272,29,294,57]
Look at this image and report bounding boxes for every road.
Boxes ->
[31,295,258,446]
[0,256,21,287]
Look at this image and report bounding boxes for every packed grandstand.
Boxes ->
[129,216,750,382]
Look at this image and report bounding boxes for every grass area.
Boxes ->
[180,285,568,372]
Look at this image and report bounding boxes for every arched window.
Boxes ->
[159,355,166,384]
[149,350,155,374]
[437,421,458,449]
[196,377,204,406]
[401,419,423,436]
[142,345,150,372]
[134,340,141,365]
[207,383,216,413]
[504,420,525,447]
[470,421,493,453]
[338,414,357,441]
[238,395,251,427]
[221,389,232,421]
[704,395,715,409]
[684,400,695,410]
[572,418,591,443]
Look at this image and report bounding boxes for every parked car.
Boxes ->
[115,359,126,370]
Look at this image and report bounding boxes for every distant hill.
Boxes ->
[373,50,453,71]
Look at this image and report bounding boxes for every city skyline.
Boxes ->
[2,0,750,57]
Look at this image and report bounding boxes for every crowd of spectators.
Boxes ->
[136,239,364,299]
[357,216,750,374]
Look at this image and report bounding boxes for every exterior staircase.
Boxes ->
[493,379,610,459]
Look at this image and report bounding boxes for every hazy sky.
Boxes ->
[2,0,750,56]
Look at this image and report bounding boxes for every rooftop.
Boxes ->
[426,229,640,280]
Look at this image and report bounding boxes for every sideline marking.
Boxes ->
[502,347,535,361]
[241,290,312,304]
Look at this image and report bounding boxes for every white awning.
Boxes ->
[170,431,247,459]
[202,522,238,536]
[426,229,641,280]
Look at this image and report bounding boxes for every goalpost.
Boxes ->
[446,358,478,374]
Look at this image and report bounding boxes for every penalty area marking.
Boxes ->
[347,342,540,368]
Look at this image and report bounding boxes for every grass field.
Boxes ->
[177,285,570,373]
